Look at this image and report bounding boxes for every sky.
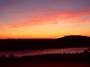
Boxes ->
[0,0,90,39]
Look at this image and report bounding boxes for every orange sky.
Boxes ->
[0,0,90,39]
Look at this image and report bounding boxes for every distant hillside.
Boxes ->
[0,35,90,50]
[55,35,90,47]
[58,35,90,41]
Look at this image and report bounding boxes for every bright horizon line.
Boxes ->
[0,35,89,39]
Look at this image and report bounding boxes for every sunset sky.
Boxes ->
[0,0,90,39]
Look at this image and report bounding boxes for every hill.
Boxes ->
[0,35,90,50]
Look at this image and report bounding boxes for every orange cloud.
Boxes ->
[0,9,90,39]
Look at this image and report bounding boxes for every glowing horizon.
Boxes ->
[0,0,90,39]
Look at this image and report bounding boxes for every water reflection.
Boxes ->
[0,47,89,58]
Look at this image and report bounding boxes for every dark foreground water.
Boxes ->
[0,62,90,67]
[0,53,90,67]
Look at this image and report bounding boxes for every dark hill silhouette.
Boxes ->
[58,35,90,41]
[55,35,90,47]
[0,35,90,50]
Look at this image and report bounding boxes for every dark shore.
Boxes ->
[0,35,90,50]
[0,52,90,67]
[0,35,90,67]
